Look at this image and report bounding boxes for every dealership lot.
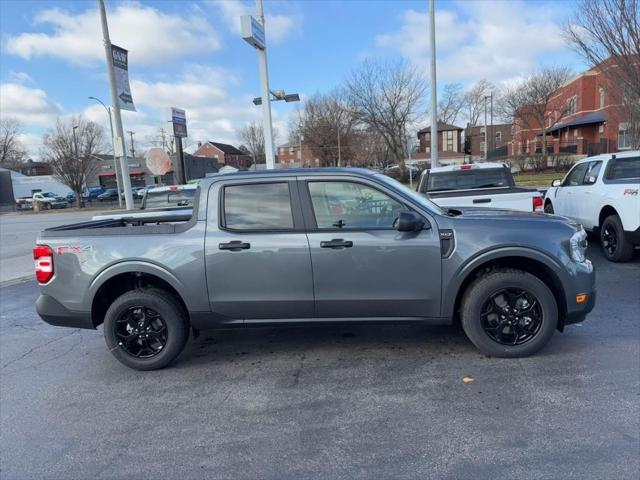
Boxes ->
[0,243,638,479]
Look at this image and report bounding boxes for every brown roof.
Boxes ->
[207,142,246,156]
[418,121,463,134]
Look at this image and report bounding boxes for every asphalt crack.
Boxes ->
[2,329,81,369]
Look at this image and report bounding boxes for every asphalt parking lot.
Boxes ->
[0,243,639,480]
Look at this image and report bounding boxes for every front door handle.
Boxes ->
[219,240,250,251]
[320,239,353,249]
[473,198,492,204]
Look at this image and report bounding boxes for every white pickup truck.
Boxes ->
[417,162,544,213]
[544,152,639,262]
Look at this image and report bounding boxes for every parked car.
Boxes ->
[544,151,640,262]
[82,186,104,200]
[35,168,595,370]
[32,192,67,209]
[97,188,120,202]
[417,162,544,212]
[66,192,76,203]
[15,197,33,210]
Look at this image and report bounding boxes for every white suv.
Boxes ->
[544,151,639,262]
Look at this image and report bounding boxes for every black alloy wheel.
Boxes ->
[115,306,168,358]
[480,288,543,346]
[601,224,618,257]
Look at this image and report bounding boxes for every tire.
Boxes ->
[103,288,189,370]
[600,214,633,262]
[543,201,554,214]
[460,269,558,358]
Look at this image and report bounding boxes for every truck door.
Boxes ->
[204,178,314,320]
[554,162,590,219]
[300,177,442,319]
[573,160,602,229]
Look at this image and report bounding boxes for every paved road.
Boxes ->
[0,210,99,284]
[0,245,638,480]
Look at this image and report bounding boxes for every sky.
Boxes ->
[0,0,588,159]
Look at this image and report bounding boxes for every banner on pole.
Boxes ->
[170,107,188,138]
[111,44,136,112]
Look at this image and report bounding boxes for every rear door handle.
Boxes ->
[219,240,250,251]
[473,198,492,204]
[320,239,353,249]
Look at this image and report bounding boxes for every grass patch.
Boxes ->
[513,170,567,188]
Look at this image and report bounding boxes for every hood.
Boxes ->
[447,206,578,226]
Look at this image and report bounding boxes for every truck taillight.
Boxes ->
[34,245,54,283]
[533,196,544,212]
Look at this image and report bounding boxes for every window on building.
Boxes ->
[567,96,577,115]
[599,88,605,108]
[495,131,502,142]
[618,123,631,149]
[480,141,486,152]
[480,127,486,141]
[573,128,579,138]
[223,183,294,231]
[425,132,431,142]
[445,131,454,151]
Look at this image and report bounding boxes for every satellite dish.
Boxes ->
[145,148,171,175]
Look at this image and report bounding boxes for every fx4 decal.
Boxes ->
[56,245,93,255]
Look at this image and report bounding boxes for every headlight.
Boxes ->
[570,228,588,263]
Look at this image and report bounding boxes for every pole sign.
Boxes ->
[170,107,187,138]
[241,15,265,50]
[111,44,136,112]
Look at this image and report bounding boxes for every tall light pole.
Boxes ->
[89,96,122,207]
[429,0,439,168]
[256,0,275,169]
[98,0,134,209]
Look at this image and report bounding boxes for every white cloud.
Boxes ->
[4,3,220,66]
[211,0,300,44]
[8,71,34,84]
[0,83,62,127]
[375,1,570,86]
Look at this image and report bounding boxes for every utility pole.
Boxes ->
[256,0,275,170]
[428,0,439,168]
[337,128,341,167]
[127,130,135,159]
[98,0,134,210]
[484,96,488,161]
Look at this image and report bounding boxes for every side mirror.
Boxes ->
[551,179,562,187]
[395,211,426,232]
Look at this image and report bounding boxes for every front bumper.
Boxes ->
[562,260,597,326]
[36,294,94,329]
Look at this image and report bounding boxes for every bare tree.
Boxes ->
[564,0,640,148]
[238,121,272,165]
[498,66,572,167]
[0,118,28,169]
[41,116,105,207]
[295,91,358,167]
[346,60,426,173]
[438,83,464,125]
[464,79,495,126]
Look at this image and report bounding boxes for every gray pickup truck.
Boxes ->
[35,168,596,370]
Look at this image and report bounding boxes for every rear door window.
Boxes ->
[223,183,294,231]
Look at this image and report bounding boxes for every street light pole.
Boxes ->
[89,96,122,207]
[429,0,439,168]
[255,0,275,170]
[98,0,134,209]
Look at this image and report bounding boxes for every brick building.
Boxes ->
[510,57,636,157]
[415,122,465,164]
[466,123,513,160]
[194,141,252,168]
[276,142,318,167]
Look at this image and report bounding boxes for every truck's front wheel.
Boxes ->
[460,270,557,357]
[103,289,189,370]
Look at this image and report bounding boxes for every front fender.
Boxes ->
[442,246,564,318]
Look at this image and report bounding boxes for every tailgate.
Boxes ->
[428,189,540,212]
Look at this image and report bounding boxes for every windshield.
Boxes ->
[421,168,511,192]
[375,173,445,215]
[144,189,196,209]
[41,192,56,198]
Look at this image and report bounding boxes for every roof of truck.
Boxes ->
[200,167,377,185]
[426,162,510,174]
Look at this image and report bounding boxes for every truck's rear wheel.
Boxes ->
[543,201,554,214]
[460,270,557,357]
[601,214,633,262]
[103,288,189,370]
